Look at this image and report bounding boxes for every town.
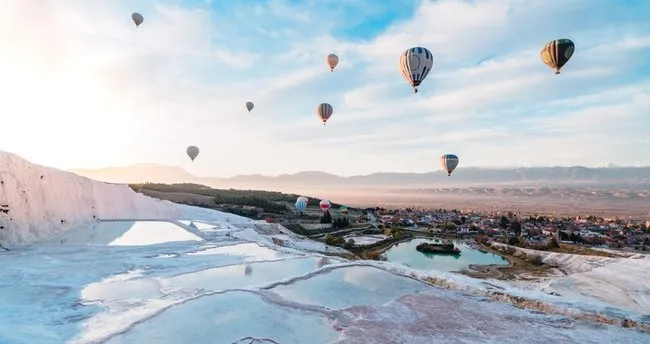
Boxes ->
[289,206,650,258]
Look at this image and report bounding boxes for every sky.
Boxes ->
[0,0,649,177]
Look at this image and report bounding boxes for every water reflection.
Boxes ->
[44,221,203,247]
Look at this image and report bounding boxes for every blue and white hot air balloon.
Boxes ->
[399,47,434,93]
[295,196,308,214]
[440,154,459,176]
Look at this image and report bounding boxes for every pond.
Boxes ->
[383,238,508,272]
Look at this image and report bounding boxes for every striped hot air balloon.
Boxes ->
[316,103,333,125]
[399,47,434,93]
[326,54,339,72]
[440,154,459,176]
[295,196,308,214]
[540,39,575,74]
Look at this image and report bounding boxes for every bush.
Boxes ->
[364,250,384,260]
[324,234,345,246]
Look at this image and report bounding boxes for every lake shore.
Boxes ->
[459,244,560,281]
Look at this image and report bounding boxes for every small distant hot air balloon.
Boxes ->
[340,206,349,215]
[244,265,253,276]
[540,39,575,75]
[440,154,459,176]
[246,101,254,112]
[132,13,144,27]
[399,47,434,93]
[186,146,200,161]
[319,200,331,212]
[317,103,333,125]
[317,257,330,269]
[295,197,308,214]
[326,54,339,72]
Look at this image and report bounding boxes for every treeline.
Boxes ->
[129,182,346,213]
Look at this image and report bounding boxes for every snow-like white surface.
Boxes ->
[490,242,618,275]
[0,151,182,247]
[1,151,650,343]
[490,243,650,316]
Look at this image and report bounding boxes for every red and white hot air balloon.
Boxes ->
[319,199,331,212]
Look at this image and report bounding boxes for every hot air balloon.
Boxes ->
[440,154,459,176]
[326,54,339,72]
[317,103,333,125]
[319,200,331,212]
[246,101,254,112]
[295,197,308,214]
[317,257,330,269]
[297,196,308,204]
[340,206,349,215]
[244,265,253,276]
[186,146,200,161]
[132,13,144,27]
[399,47,434,93]
[540,39,575,75]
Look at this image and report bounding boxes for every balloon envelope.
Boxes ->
[316,103,333,125]
[295,198,307,213]
[399,47,434,93]
[440,154,459,176]
[319,199,331,211]
[540,39,575,74]
[186,146,200,161]
[246,101,254,112]
[326,54,339,72]
[132,13,143,27]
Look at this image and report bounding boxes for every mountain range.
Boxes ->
[70,164,650,191]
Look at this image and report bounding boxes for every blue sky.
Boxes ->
[0,0,649,177]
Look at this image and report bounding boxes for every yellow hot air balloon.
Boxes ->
[132,13,144,27]
[326,54,339,72]
[316,103,333,125]
[540,39,575,74]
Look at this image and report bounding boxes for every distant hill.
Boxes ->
[69,164,650,191]
[70,164,197,184]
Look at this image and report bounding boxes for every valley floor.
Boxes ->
[1,207,649,343]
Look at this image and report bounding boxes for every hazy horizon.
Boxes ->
[69,161,650,179]
[1,0,649,177]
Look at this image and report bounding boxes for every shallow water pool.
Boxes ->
[105,291,339,344]
[384,238,508,272]
[270,265,431,310]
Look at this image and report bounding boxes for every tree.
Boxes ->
[460,216,467,224]
[442,223,457,232]
[509,221,522,237]
[499,216,510,229]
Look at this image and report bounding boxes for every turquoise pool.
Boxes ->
[384,238,509,272]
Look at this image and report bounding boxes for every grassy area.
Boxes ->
[130,182,346,212]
